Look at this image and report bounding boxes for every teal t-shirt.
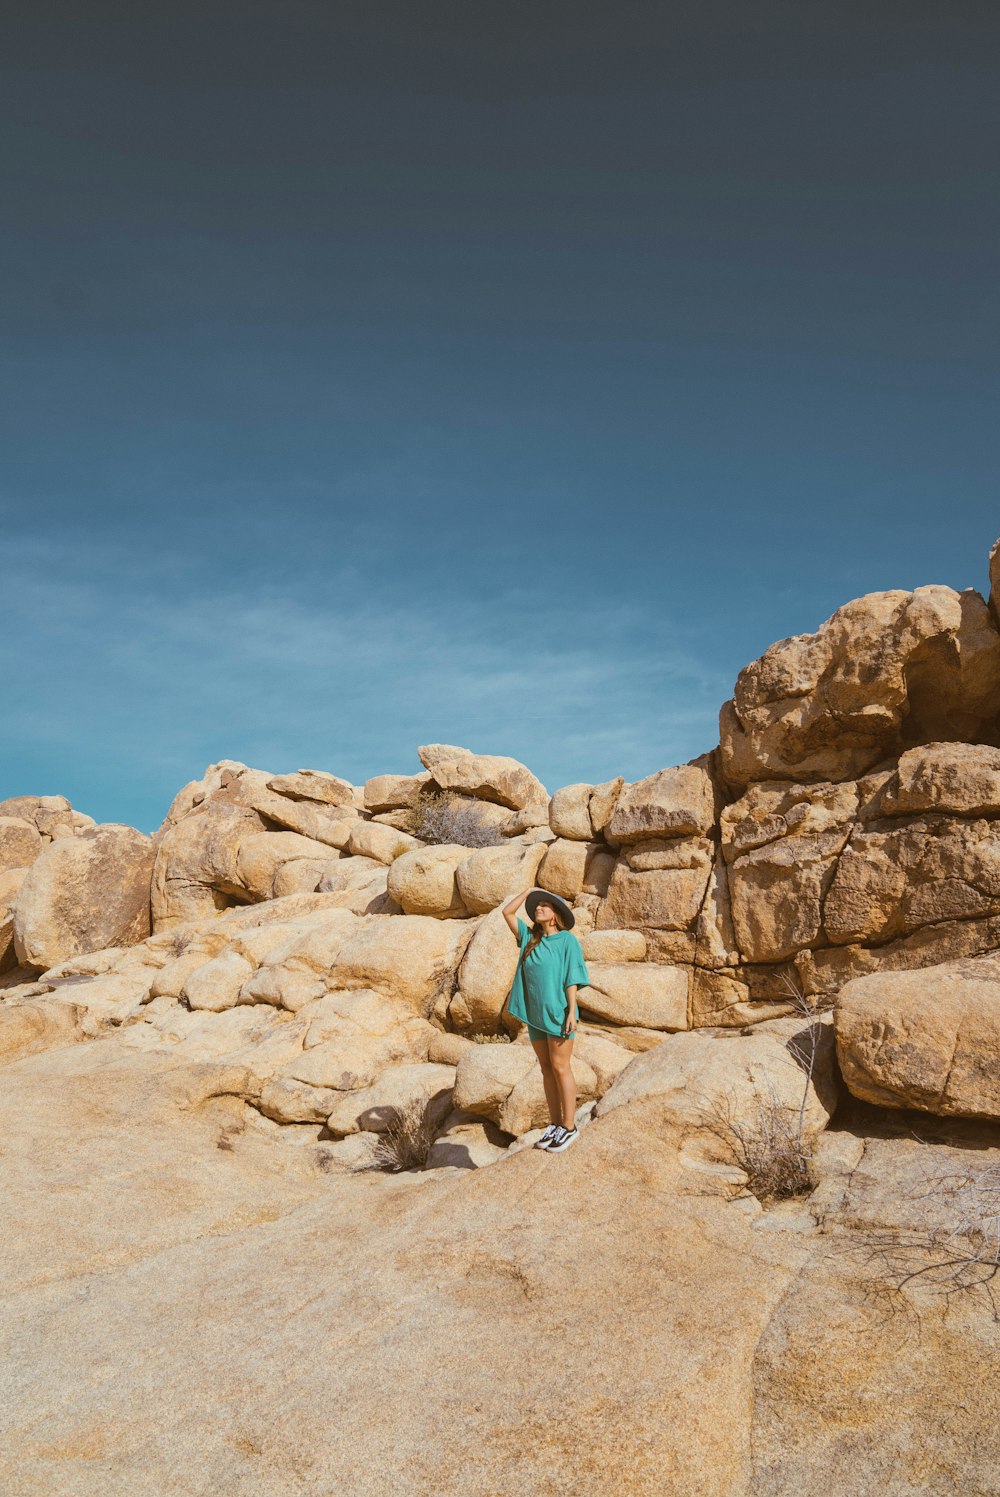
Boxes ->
[506,917,591,1038]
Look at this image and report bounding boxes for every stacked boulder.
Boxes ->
[4,542,1000,1152]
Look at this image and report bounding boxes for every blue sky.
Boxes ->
[3,4,999,832]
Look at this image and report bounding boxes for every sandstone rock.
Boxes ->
[548,784,594,840]
[258,1075,339,1124]
[315,914,468,1016]
[386,843,469,917]
[324,1062,456,1136]
[345,820,422,864]
[182,949,255,1012]
[503,800,551,835]
[454,840,546,914]
[536,837,600,901]
[427,1031,475,1065]
[693,861,741,970]
[582,848,616,897]
[880,741,1000,817]
[363,771,433,813]
[235,830,343,901]
[580,962,689,1030]
[580,928,647,963]
[15,825,154,971]
[605,756,717,846]
[823,814,1000,947]
[595,1013,839,1146]
[453,1041,598,1134]
[424,1111,509,1169]
[0,997,82,1065]
[589,776,625,836]
[450,907,518,1032]
[417,744,547,810]
[624,835,714,872]
[0,817,42,874]
[265,770,355,807]
[596,860,711,932]
[271,857,341,897]
[835,957,1000,1118]
[152,799,267,927]
[720,585,1000,791]
[279,988,436,1091]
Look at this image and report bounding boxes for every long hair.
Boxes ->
[522,909,568,964]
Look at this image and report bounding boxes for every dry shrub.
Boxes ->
[864,1161,1000,1317]
[412,789,507,848]
[703,1080,816,1204]
[701,974,829,1206]
[471,1032,511,1044]
[363,1095,439,1172]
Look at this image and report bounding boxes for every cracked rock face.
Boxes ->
[834,955,1000,1117]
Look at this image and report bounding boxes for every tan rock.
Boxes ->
[454,840,546,915]
[606,756,717,846]
[580,928,647,963]
[720,585,1000,790]
[235,831,343,901]
[596,861,711,932]
[824,814,1000,947]
[258,1075,339,1123]
[322,914,468,1015]
[728,828,849,964]
[417,744,547,810]
[271,858,340,898]
[880,742,1000,817]
[14,825,154,971]
[0,997,82,1065]
[595,1013,839,1146]
[0,817,43,873]
[450,907,518,1032]
[624,835,714,872]
[182,949,255,1012]
[324,1061,456,1136]
[580,962,689,1030]
[589,776,625,836]
[453,1042,598,1134]
[536,838,599,901]
[582,848,615,897]
[504,800,551,835]
[548,784,594,840]
[427,1031,475,1065]
[345,820,422,865]
[693,860,741,969]
[835,957,1000,1118]
[265,770,355,807]
[152,799,267,928]
[363,771,433,813]
[386,843,469,917]
[644,929,698,963]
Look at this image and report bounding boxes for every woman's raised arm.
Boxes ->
[501,886,536,937]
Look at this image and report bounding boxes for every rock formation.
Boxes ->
[3,544,1000,1492]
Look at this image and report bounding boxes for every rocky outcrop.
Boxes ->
[13,824,154,971]
[835,955,1000,1118]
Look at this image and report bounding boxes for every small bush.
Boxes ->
[362,1096,439,1172]
[471,1032,512,1044]
[412,789,507,848]
[704,1084,816,1204]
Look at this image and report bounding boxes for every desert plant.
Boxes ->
[471,1032,512,1044]
[863,1160,1000,1317]
[412,789,507,848]
[361,1095,439,1172]
[701,972,830,1205]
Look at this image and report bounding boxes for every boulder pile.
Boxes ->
[4,542,1000,1155]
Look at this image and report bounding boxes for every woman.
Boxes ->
[501,885,591,1152]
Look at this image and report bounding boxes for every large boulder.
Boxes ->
[719,585,1000,792]
[324,1062,456,1137]
[835,956,1000,1118]
[0,817,42,874]
[386,844,469,918]
[152,799,268,928]
[14,825,155,971]
[580,962,689,1030]
[595,1013,839,1144]
[605,756,717,846]
[417,744,547,811]
[536,838,601,901]
[0,997,83,1066]
[265,770,355,807]
[449,907,518,1032]
[363,772,432,813]
[454,841,546,914]
[596,858,712,933]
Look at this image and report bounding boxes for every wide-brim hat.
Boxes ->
[524,888,576,929]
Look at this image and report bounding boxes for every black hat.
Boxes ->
[524,888,576,930]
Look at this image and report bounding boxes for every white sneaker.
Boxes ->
[543,1125,579,1153]
[534,1123,560,1149]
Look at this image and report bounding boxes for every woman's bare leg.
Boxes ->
[547,1037,577,1128]
[529,1036,562,1125]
